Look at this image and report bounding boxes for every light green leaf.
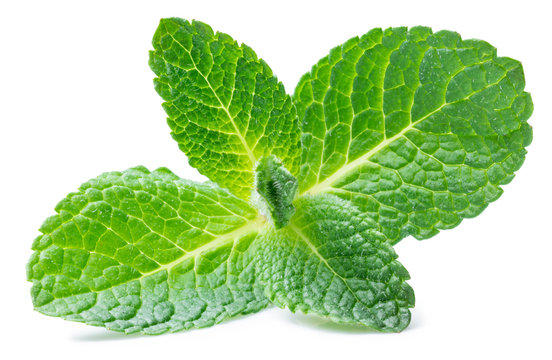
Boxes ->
[295,27,533,243]
[149,18,301,199]
[27,166,269,334]
[255,194,414,332]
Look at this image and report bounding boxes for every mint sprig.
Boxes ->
[27,18,533,334]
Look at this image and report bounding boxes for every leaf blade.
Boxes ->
[150,18,301,199]
[255,194,414,332]
[295,27,533,243]
[27,166,269,334]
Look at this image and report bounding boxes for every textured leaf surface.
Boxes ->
[27,167,269,334]
[295,27,533,243]
[255,194,414,332]
[150,18,301,199]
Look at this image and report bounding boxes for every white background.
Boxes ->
[1,0,551,359]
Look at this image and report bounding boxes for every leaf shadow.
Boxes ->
[72,329,145,342]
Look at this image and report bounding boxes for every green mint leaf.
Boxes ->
[253,155,298,228]
[295,27,533,243]
[149,18,301,199]
[255,194,414,332]
[27,166,269,334]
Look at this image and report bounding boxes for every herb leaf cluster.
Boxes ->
[27,18,533,334]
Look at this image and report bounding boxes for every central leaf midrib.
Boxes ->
[141,216,265,276]
[301,106,444,196]
[302,57,500,197]
[39,216,267,303]
[289,224,365,308]
[165,25,257,166]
